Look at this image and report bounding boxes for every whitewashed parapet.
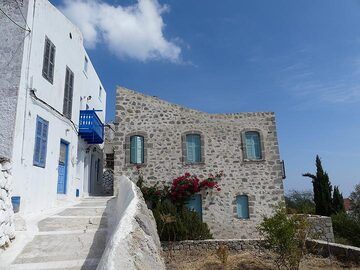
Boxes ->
[97,175,165,270]
[0,160,15,248]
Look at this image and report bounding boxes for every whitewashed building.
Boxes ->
[0,0,107,233]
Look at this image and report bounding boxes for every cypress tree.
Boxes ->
[303,155,333,216]
[332,186,345,214]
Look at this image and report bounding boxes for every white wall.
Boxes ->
[11,0,107,214]
[97,176,165,270]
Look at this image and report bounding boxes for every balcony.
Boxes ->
[79,110,104,144]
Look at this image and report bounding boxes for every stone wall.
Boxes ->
[114,87,284,239]
[307,215,334,242]
[306,239,360,264]
[162,239,262,252]
[97,175,165,270]
[0,0,29,160]
[0,160,15,248]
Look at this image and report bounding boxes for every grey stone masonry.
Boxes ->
[307,215,334,242]
[114,86,285,239]
[0,0,29,160]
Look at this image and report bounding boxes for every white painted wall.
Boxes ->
[97,176,165,270]
[11,0,106,214]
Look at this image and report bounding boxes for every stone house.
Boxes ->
[114,87,285,239]
[0,0,106,246]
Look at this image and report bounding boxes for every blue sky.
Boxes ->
[52,0,360,196]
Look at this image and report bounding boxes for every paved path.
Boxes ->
[9,197,112,270]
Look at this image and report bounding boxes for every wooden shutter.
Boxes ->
[245,132,261,160]
[185,194,202,219]
[130,136,144,164]
[33,116,49,168]
[63,67,74,119]
[186,134,201,163]
[42,37,55,83]
[236,195,249,219]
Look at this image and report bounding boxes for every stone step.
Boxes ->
[56,207,106,217]
[13,231,107,264]
[38,217,107,232]
[10,258,100,270]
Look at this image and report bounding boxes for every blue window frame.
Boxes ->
[186,134,201,163]
[130,135,144,164]
[33,116,49,168]
[245,131,262,160]
[186,194,202,219]
[236,195,249,219]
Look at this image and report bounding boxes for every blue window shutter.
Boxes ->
[186,134,201,163]
[33,116,49,167]
[130,136,144,164]
[185,194,202,219]
[236,195,249,219]
[245,132,261,160]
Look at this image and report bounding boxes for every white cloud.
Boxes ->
[60,0,181,62]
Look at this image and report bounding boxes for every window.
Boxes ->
[186,134,201,163]
[42,37,56,83]
[99,86,102,100]
[186,194,202,219]
[244,131,262,160]
[105,153,114,169]
[236,195,249,219]
[33,116,49,168]
[84,56,88,73]
[63,67,74,119]
[130,135,144,164]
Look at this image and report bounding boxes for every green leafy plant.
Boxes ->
[258,204,310,270]
[153,200,212,241]
[332,211,360,248]
[285,190,315,214]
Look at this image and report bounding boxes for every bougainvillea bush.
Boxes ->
[135,168,223,240]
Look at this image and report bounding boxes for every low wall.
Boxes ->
[306,239,360,264]
[0,160,15,248]
[162,239,262,252]
[162,239,360,265]
[97,175,165,270]
[307,215,334,242]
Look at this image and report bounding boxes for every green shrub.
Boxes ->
[153,200,212,241]
[332,212,360,247]
[258,205,310,270]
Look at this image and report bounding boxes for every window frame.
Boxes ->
[42,36,56,84]
[241,130,265,162]
[130,135,145,164]
[236,195,250,220]
[33,116,49,168]
[181,131,205,165]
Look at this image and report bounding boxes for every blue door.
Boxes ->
[57,141,68,194]
[186,194,202,219]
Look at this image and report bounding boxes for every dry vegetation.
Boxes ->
[165,250,360,270]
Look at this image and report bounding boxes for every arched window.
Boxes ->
[130,135,144,164]
[186,134,201,163]
[244,131,262,160]
[236,195,249,219]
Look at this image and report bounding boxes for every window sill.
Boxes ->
[243,159,265,163]
[235,217,250,221]
[126,163,147,168]
[183,162,205,166]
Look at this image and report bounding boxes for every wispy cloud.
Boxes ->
[60,0,182,63]
[275,48,360,105]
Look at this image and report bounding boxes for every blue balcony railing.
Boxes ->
[79,110,104,144]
